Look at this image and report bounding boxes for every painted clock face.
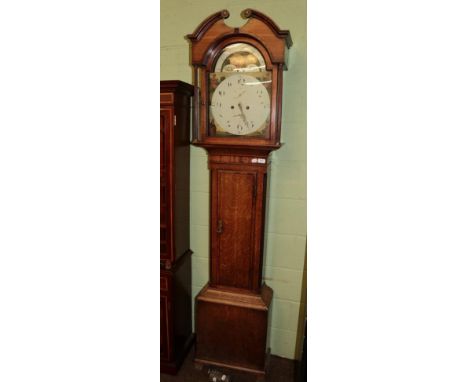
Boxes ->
[211,74,270,136]
[209,43,272,137]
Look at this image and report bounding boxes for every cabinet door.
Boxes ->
[212,169,257,290]
[160,108,173,261]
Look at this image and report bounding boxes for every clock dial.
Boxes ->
[210,74,270,136]
[209,43,271,137]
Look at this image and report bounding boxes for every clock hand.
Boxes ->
[235,90,246,98]
[237,103,249,127]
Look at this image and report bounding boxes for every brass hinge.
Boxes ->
[173,114,176,126]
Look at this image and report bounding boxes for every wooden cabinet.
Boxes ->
[160,80,193,374]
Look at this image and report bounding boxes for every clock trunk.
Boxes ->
[209,155,268,293]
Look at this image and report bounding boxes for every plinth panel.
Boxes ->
[195,284,272,374]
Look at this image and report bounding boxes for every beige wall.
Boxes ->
[161,0,307,359]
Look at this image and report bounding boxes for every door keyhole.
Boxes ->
[216,219,223,234]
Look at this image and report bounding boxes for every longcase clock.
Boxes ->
[187,9,292,380]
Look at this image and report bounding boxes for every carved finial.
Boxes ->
[241,8,252,19]
[186,9,232,42]
[240,8,293,48]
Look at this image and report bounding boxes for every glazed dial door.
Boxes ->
[209,43,272,138]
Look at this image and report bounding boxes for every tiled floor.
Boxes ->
[161,348,297,382]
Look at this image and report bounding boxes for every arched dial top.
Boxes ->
[214,43,266,73]
[209,43,271,137]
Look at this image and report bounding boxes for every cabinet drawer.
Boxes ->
[160,93,174,105]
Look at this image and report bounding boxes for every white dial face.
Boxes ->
[210,74,270,136]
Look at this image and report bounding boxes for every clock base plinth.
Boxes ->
[194,283,273,377]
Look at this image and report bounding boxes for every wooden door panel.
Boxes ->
[160,108,172,261]
[216,170,256,289]
[160,113,167,171]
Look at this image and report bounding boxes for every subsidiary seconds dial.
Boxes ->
[210,74,270,136]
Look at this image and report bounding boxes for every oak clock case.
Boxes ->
[187,9,292,380]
